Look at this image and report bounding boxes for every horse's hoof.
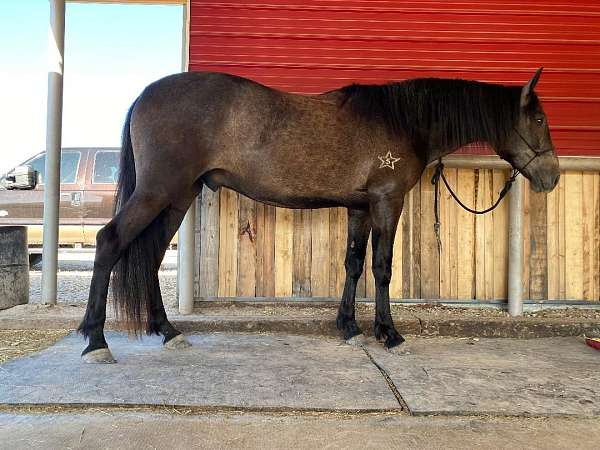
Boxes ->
[345,334,368,347]
[384,335,406,351]
[82,348,116,364]
[164,334,192,350]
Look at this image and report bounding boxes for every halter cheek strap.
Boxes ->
[431,129,553,252]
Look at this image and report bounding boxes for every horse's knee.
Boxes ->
[344,257,365,281]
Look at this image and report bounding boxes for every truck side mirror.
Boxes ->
[5,165,38,190]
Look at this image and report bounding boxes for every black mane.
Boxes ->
[339,78,527,152]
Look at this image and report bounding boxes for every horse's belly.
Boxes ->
[202,168,368,209]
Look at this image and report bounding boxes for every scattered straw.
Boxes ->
[0,329,70,364]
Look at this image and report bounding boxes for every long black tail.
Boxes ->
[111,101,166,335]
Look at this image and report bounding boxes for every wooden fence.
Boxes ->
[193,168,600,302]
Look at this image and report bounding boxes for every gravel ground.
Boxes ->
[28,250,178,306]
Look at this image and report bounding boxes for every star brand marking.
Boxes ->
[378,151,401,170]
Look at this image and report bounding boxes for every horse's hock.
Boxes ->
[0,226,29,310]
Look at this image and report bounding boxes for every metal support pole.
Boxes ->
[178,201,195,314]
[508,174,524,316]
[41,0,65,305]
[177,1,194,314]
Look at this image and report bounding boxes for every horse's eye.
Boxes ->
[536,117,544,125]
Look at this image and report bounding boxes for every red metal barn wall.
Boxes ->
[189,0,600,302]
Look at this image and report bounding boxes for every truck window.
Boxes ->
[27,152,81,184]
[93,151,119,184]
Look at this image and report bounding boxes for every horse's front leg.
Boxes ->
[370,194,405,349]
[336,208,371,342]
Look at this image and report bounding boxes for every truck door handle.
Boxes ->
[71,192,81,207]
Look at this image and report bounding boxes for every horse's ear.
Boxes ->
[520,67,543,108]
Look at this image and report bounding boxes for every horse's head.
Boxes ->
[498,68,560,193]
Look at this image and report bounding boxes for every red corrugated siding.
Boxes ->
[189,0,600,156]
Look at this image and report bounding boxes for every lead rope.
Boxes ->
[431,159,518,253]
[431,128,555,254]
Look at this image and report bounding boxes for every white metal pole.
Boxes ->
[177,1,195,314]
[178,202,196,314]
[508,174,524,316]
[41,0,65,305]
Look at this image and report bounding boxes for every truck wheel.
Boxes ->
[29,253,43,267]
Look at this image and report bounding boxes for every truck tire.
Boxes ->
[29,253,43,267]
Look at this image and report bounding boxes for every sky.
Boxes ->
[0,0,183,175]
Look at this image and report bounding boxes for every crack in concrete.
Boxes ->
[360,347,411,414]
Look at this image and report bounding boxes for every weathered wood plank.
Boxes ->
[483,170,495,300]
[564,171,583,299]
[439,168,458,299]
[329,208,341,297]
[492,170,508,299]
[274,207,294,297]
[198,188,220,298]
[546,174,560,299]
[389,208,403,299]
[310,208,330,297]
[582,173,595,300]
[193,194,202,300]
[255,203,276,297]
[356,210,368,299]
[411,181,422,299]
[594,173,600,301]
[293,209,312,297]
[419,168,439,299]
[338,210,349,298]
[237,195,257,297]
[456,168,475,299]
[522,184,531,300]
[474,170,484,299]
[401,189,412,299]
[558,172,566,299]
[218,188,239,297]
[528,189,548,300]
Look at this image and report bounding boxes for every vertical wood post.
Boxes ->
[41,0,65,305]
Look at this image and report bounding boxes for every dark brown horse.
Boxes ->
[78,68,559,363]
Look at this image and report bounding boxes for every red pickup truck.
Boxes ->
[0,148,120,264]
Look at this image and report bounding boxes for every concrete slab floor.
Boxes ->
[0,332,399,411]
[1,410,600,450]
[1,332,599,420]
[365,336,600,417]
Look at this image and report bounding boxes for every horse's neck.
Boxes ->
[427,141,488,164]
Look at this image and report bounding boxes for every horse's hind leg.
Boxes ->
[336,208,371,343]
[147,191,201,350]
[78,190,169,363]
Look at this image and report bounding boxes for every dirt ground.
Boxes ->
[0,330,70,364]
[194,301,600,320]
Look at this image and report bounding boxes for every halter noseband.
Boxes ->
[510,127,554,176]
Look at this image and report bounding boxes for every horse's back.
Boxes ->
[129,71,392,209]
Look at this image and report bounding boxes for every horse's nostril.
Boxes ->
[553,174,560,187]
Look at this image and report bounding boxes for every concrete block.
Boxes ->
[0,226,28,310]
